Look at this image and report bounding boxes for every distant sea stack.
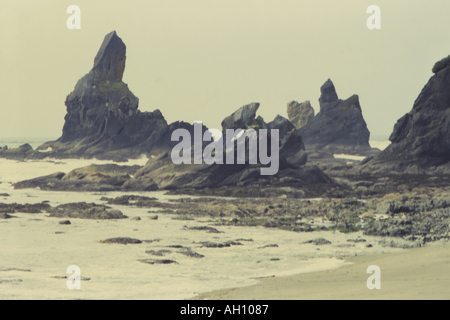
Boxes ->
[36,31,204,161]
[359,54,450,174]
[296,79,372,154]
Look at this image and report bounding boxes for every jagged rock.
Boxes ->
[358,56,450,174]
[319,79,339,104]
[287,100,314,129]
[221,102,261,131]
[13,101,331,192]
[265,115,307,166]
[92,31,126,82]
[298,79,372,153]
[121,102,316,190]
[28,31,207,162]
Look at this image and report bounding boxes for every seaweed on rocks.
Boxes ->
[99,237,142,244]
[47,202,127,220]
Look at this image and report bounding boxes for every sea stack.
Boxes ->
[297,79,371,154]
[359,54,450,174]
[36,31,203,161]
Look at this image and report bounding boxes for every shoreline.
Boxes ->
[191,241,450,300]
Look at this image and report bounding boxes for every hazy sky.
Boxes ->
[1,0,450,140]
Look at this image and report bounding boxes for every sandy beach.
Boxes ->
[193,242,450,300]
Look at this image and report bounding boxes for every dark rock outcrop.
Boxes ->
[13,101,333,193]
[23,31,207,162]
[298,79,372,154]
[121,102,325,191]
[358,56,450,174]
[47,202,127,219]
[221,102,262,131]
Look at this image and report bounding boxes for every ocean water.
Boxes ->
[369,138,391,151]
[0,138,400,300]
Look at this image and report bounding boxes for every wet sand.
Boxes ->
[193,242,450,300]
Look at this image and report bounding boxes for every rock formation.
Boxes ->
[33,31,206,162]
[6,31,335,192]
[122,102,315,190]
[358,55,450,174]
[16,102,332,192]
[287,100,314,129]
[297,79,372,154]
